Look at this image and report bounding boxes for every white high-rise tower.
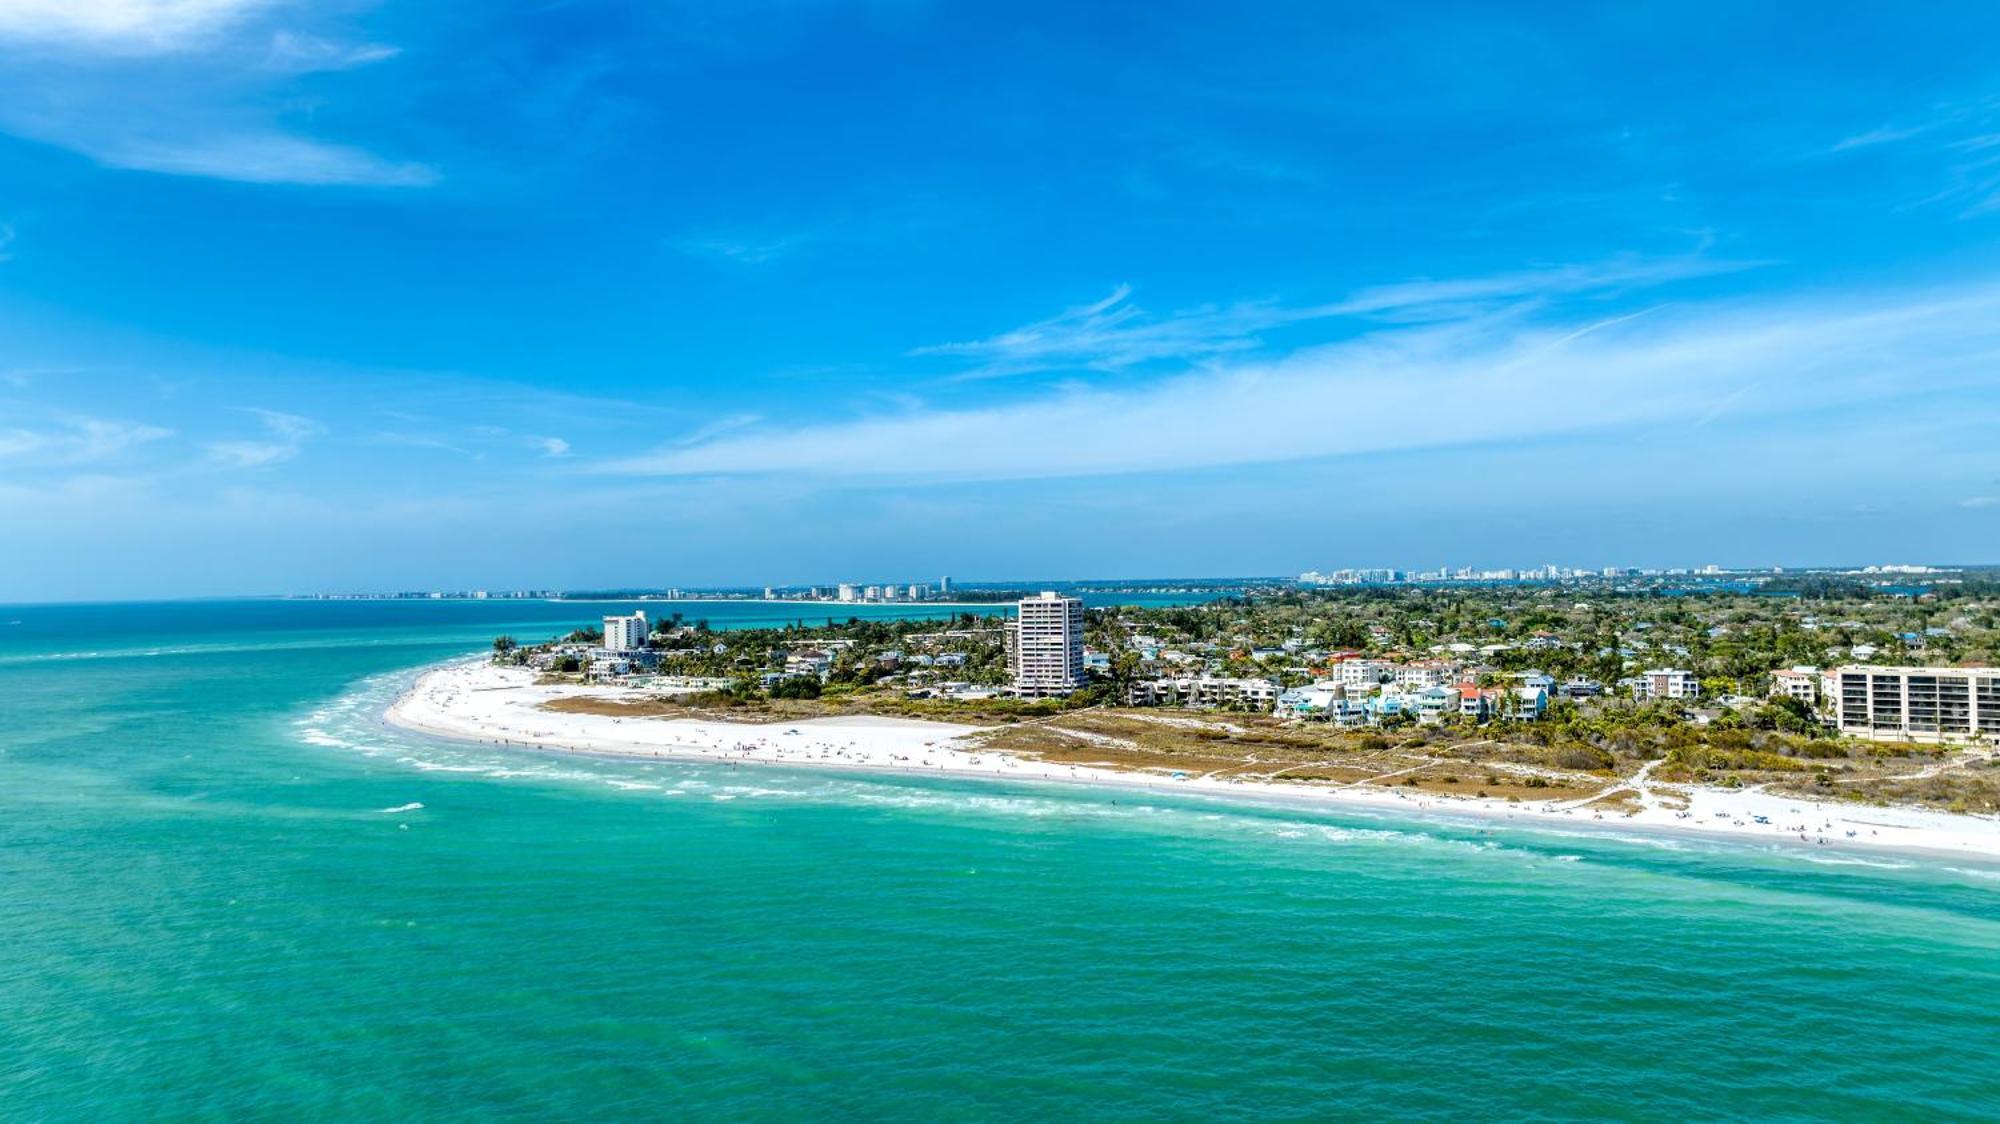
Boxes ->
[1006,591,1085,696]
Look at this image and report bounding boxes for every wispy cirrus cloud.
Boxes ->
[597,275,2000,485]
[0,414,173,464]
[76,131,438,187]
[203,407,319,468]
[1827,98,2000,216]
[668,412,762,448]
[1831,124,1934,152]
[0,0,433,187]
[368,423,573,460]
[679,233,805,266]
[263,28,398,73]
[911,255,1758,380]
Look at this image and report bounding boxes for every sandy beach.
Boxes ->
[388,660,2000,862]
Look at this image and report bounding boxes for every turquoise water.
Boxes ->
[3,601,1999,1120]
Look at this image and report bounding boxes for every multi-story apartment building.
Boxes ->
[1832,665,2000,742]
[1395,660,1453,690]
[602,611,649,653]
[1129,676,1280,710]
[1007,591,1086,696]
[1632,668,1700,701]
[1333,658,1395,688]
[1769,667,1819,705]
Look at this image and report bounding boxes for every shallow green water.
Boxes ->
[3,600,1999,1120]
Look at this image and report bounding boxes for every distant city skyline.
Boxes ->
[3,2,2000,601]
[276,559,1973,605]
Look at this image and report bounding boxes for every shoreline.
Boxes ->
[383,660,2000,865]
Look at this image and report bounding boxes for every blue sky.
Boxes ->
[2,1,1999,599]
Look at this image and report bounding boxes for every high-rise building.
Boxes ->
[602,611,649,652]
[837,583,858,602]
[1006,591,1085,696]
[939,575,951,598]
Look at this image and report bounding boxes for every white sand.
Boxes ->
[386,660,2000,862]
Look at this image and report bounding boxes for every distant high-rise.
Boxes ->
[940,576,951,597]
[1006,591,1085,696]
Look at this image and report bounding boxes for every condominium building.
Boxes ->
[1129,676,1280,710]
[1632,668,1700,701]
[1395,661,1452,689]
[602,611,649,653]
[1332,658,1395,688]
[1769,667,1819,705]
[1006,591,1086,696]
[1832,665,2000,742]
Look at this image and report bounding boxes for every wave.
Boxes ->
[1795,855,1915,871]
[1943,866,2000,883]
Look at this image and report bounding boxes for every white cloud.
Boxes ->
[910,257,1757,379]
[532,435,571,458]
[0,1,432,188]
[1962,496,1999,509]
[0,0,270,54]
[0,415,173,463]
[1329,257,1760,319]
[680,234,803,265]
[597,277,2000,484]
[204,407,319,468]
[670,412,762,448]
[93,131,438,187]
[1827,99,2000,218]
[1830,124,1930,153]
[264,29,397,73]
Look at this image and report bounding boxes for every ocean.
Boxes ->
[3,599,1998,1119]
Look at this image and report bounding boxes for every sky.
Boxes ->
[2,0,1999,600]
